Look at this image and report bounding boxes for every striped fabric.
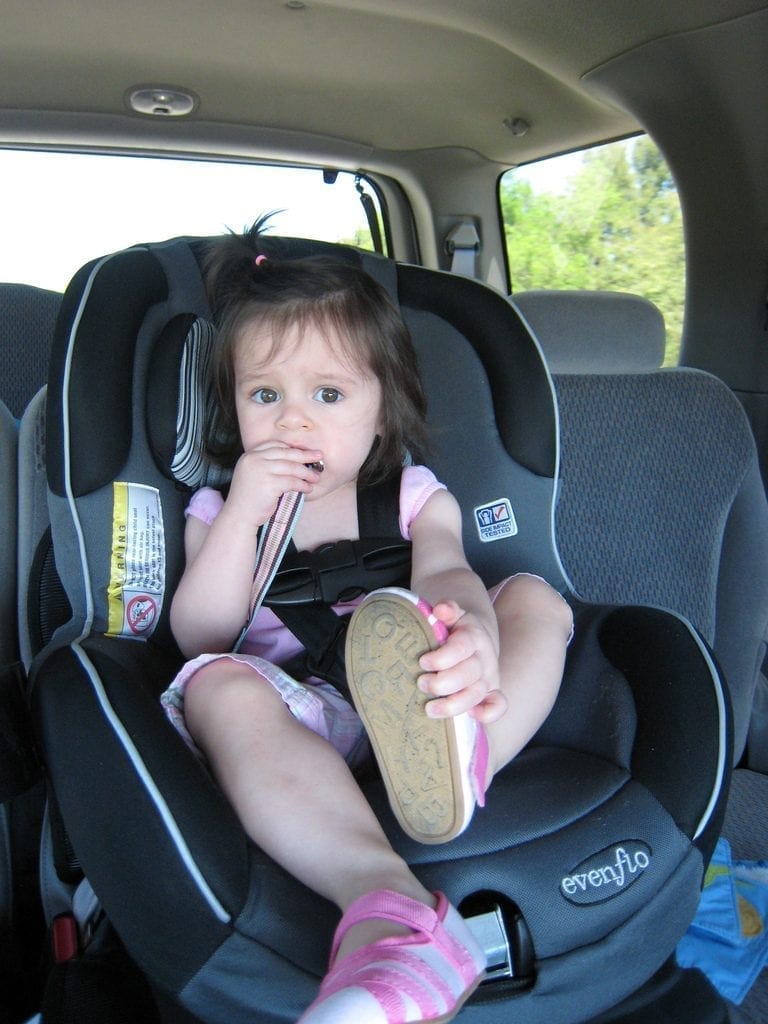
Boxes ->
[170,316,229,490]
[233,489,305,652]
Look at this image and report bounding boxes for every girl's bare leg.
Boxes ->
[183,659,435,958]
[484,574,573,785]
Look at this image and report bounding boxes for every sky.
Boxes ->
[513,150,583,194]
[0,149,370,291]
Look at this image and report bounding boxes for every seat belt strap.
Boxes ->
[232,489,304,653]
[276,602,351,690]
[355,174,384,254]
[445,220,481,278]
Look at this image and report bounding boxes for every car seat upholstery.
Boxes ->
[513,288,768,771]
[0,283,60,668]
[0,283,61,421]
[17,386,66,671]
[514,291,768,1024]
[0,282,61,1020]
[0,399,21,998]
[0,400,19,670]
[513,289,666,375]
[28,240,730,1024]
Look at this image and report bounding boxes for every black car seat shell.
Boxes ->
[29,239,730,1023]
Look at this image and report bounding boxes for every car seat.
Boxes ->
[28,238,730,1024]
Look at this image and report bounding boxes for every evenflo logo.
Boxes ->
[474,498,518,543]
[560,842,652,905]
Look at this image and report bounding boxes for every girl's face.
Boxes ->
[233,318,383,500]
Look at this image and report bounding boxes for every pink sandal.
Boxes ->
[345,588,489,844]
[298,889,486,1023]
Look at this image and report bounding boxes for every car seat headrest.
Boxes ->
[45,233,566,656]
[147,312,231,491]
[512,289,666,374]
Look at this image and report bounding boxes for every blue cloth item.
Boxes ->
[677,837,768,1003]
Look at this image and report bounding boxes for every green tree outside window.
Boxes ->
[501,137,684,365]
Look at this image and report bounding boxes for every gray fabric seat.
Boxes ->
[514,286,768,1023]
[514,289,666,374]
[0,282,61,1019]
[0,282,61,680]
[0,283,61,667]
[0,283,61,420]
[0,401,18,668]
[513,287,768,770]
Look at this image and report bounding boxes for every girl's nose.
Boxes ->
[277,399,312,430]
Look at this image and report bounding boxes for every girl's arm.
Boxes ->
[170,502,261,657]
[409,488,507,723]
[171,443,322,658]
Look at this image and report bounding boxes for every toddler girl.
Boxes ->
[162,221,573,1023]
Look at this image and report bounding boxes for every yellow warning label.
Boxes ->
[107,482,165,638]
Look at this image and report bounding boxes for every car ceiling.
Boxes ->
[1,0,765,167]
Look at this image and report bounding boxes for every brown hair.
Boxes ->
[204,219,429,485]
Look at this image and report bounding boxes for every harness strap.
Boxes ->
[258,472,409,689]
[357,472,403,538]
[265,538,411,606]
[276,603,352,690]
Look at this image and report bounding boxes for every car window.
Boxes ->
[0,149,384,292]
[500,137,684,366]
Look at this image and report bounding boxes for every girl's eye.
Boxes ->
[252,387,279,404]
[314,386,342,404]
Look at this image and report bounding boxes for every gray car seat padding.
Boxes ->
[512,288,768,768]
[553,369,768,764]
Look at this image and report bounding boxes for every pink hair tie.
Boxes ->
[254,254,268,266]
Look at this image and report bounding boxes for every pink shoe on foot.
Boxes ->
[345,588,489,844]
[297,889,486,1023]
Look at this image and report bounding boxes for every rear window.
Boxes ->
[500,137,684,365]
[0,149,384,292]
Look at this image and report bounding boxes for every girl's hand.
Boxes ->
[417,600,508,724]
[225,441,323,527]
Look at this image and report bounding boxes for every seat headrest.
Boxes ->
[512,289,666,374]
